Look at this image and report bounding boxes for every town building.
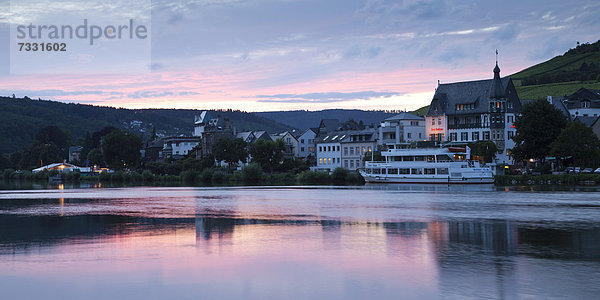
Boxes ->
[560,88,600,119]
[270,131,299,157]
[193,111,234,156]
[315,128,377,171]
[378,112,425,149]
[341,128,377,171]
[68,146,83,163]
[32,162,91,173]
[162,136,200,159]
[297,128,317,158]
[425,63,521,164]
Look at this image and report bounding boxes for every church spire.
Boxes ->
[489,50,505,99]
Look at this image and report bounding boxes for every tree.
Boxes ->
[550,121,600,167]
[87,148,104,167]
[81,131,93,162]
[512,99,568,162]
[18,143,62,169]
[468,141,497,163]
[150,127,157,141]
[101,130,142,170]
[363,150,383,162]
[35,125,72,156]
[212,138,248,167]
[248,139,285,172]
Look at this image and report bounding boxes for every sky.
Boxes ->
[0,0,599,112]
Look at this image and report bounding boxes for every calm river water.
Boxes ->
[1,185,599,299]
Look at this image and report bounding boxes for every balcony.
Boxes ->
[447,123,487,130]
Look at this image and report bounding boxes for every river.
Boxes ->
[1,185,599,299]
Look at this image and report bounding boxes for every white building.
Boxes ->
[297,128,316,158]
[163,136,200,159]
[316,128,377,171]
[425,63,522,165]
[270,131,299,157]
[378,112,425,149]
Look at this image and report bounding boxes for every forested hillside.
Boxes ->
[0,97,291,153]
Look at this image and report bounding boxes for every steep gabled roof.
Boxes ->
[574,116,599,127]
[426,77,516,116]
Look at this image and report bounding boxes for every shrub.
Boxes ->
[242,163,264,184]
[211,170,227,184]
[142,170,154,182]
[332,168,349,185]
[200,168,214,184]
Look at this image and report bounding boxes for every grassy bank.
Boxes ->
[495,174,600,186]
[1,167,365,187]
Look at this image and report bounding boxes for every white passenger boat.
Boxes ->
[360,147,494,184]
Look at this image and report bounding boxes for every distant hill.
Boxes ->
[255,109,401,131]
[0,97,291,153]
[511,40,600,99]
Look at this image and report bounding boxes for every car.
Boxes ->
[582,168,594,174]
[574,167,581,173]
[594,168,600,174]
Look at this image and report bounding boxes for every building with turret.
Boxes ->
[425,63,522,164]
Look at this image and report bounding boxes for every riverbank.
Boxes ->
[1,167,365,187]
[495,174,600,186]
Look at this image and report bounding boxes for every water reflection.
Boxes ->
[0,187,599,299]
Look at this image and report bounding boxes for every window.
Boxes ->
[337,158,340,164]
[508,131,514,139]
[483,132,490,140]
[328,158,332,164]
[328,146,331,152]
[337,146,340,151]
[356,160,360,168]
[344,147,348,155]
[373,169,381,174]
[411,121,419,126]
[350,147,354,155]
[301,139,305,143]
[356,147,359,154]
[424,168,435,175]
[419,133,422,138]
[461,132,468,141]
[472,132,479,141]
[411,168,423,175]
[301,147,305,152]
[437,168,449,175]
[438,118,441,125]
[450,132,457,141]
[407,133,412,139]
[368,146,372,152]
[388,168,398,174]
[429,134,435,141]
[362,147,366,152]
[583,100,591,108]
[319,158,323,164]
[432,119,435,125]
[399,168,410,174]
[349,160,354,168]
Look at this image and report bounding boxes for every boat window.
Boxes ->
[411,168,423,175]
[451,172,461,177]
[436,155,453,162]
[365,168,372,174]
[427,155,435,162]
[399,168,410,174]
[373,169,381,174]
[424,168,435,175]
[437,168,449,175]
[414,156,426,161]
[381,168,387,174]
[402,156,414,161]
[388,168,398,174]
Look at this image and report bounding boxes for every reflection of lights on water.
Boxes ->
[59,198,64,216]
